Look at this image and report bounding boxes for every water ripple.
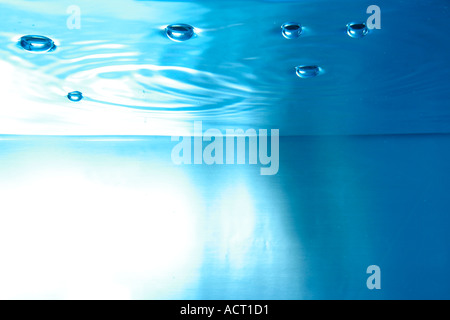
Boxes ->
[0,0,449,135]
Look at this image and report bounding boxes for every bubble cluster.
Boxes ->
[16,18,376,103]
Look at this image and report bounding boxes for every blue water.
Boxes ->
[0,0,449,300]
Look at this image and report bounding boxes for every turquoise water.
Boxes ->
[0,0,449,299]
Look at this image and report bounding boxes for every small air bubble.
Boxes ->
[67,91,83,102]
[18,35,56,53]
[295,66,321,79]
[281,22,302,39]
[165,24,195,42]
[346,22,369,38]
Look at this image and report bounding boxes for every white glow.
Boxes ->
[0,170,202,299]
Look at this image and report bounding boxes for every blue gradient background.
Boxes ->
[0,0,449,300]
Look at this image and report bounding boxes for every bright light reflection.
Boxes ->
[0,170,202,299]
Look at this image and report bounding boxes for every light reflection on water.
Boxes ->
[1,135,449,299]
[0,137,297,299]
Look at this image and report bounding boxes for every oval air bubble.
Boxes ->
[295,66,320,79]
[67,91,83,102]
[346,22,369,38]
[281,22,302,39]
[165,24,195,42]
[18,35,56,53]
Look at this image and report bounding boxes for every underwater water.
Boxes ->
[0,0,449,299]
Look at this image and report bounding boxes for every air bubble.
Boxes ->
[67,91,83,102]
[281,22,302,39]
[295,66,320,79]
[346,22,369,38]
[18,35,56,53]
[165,24,195,42]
